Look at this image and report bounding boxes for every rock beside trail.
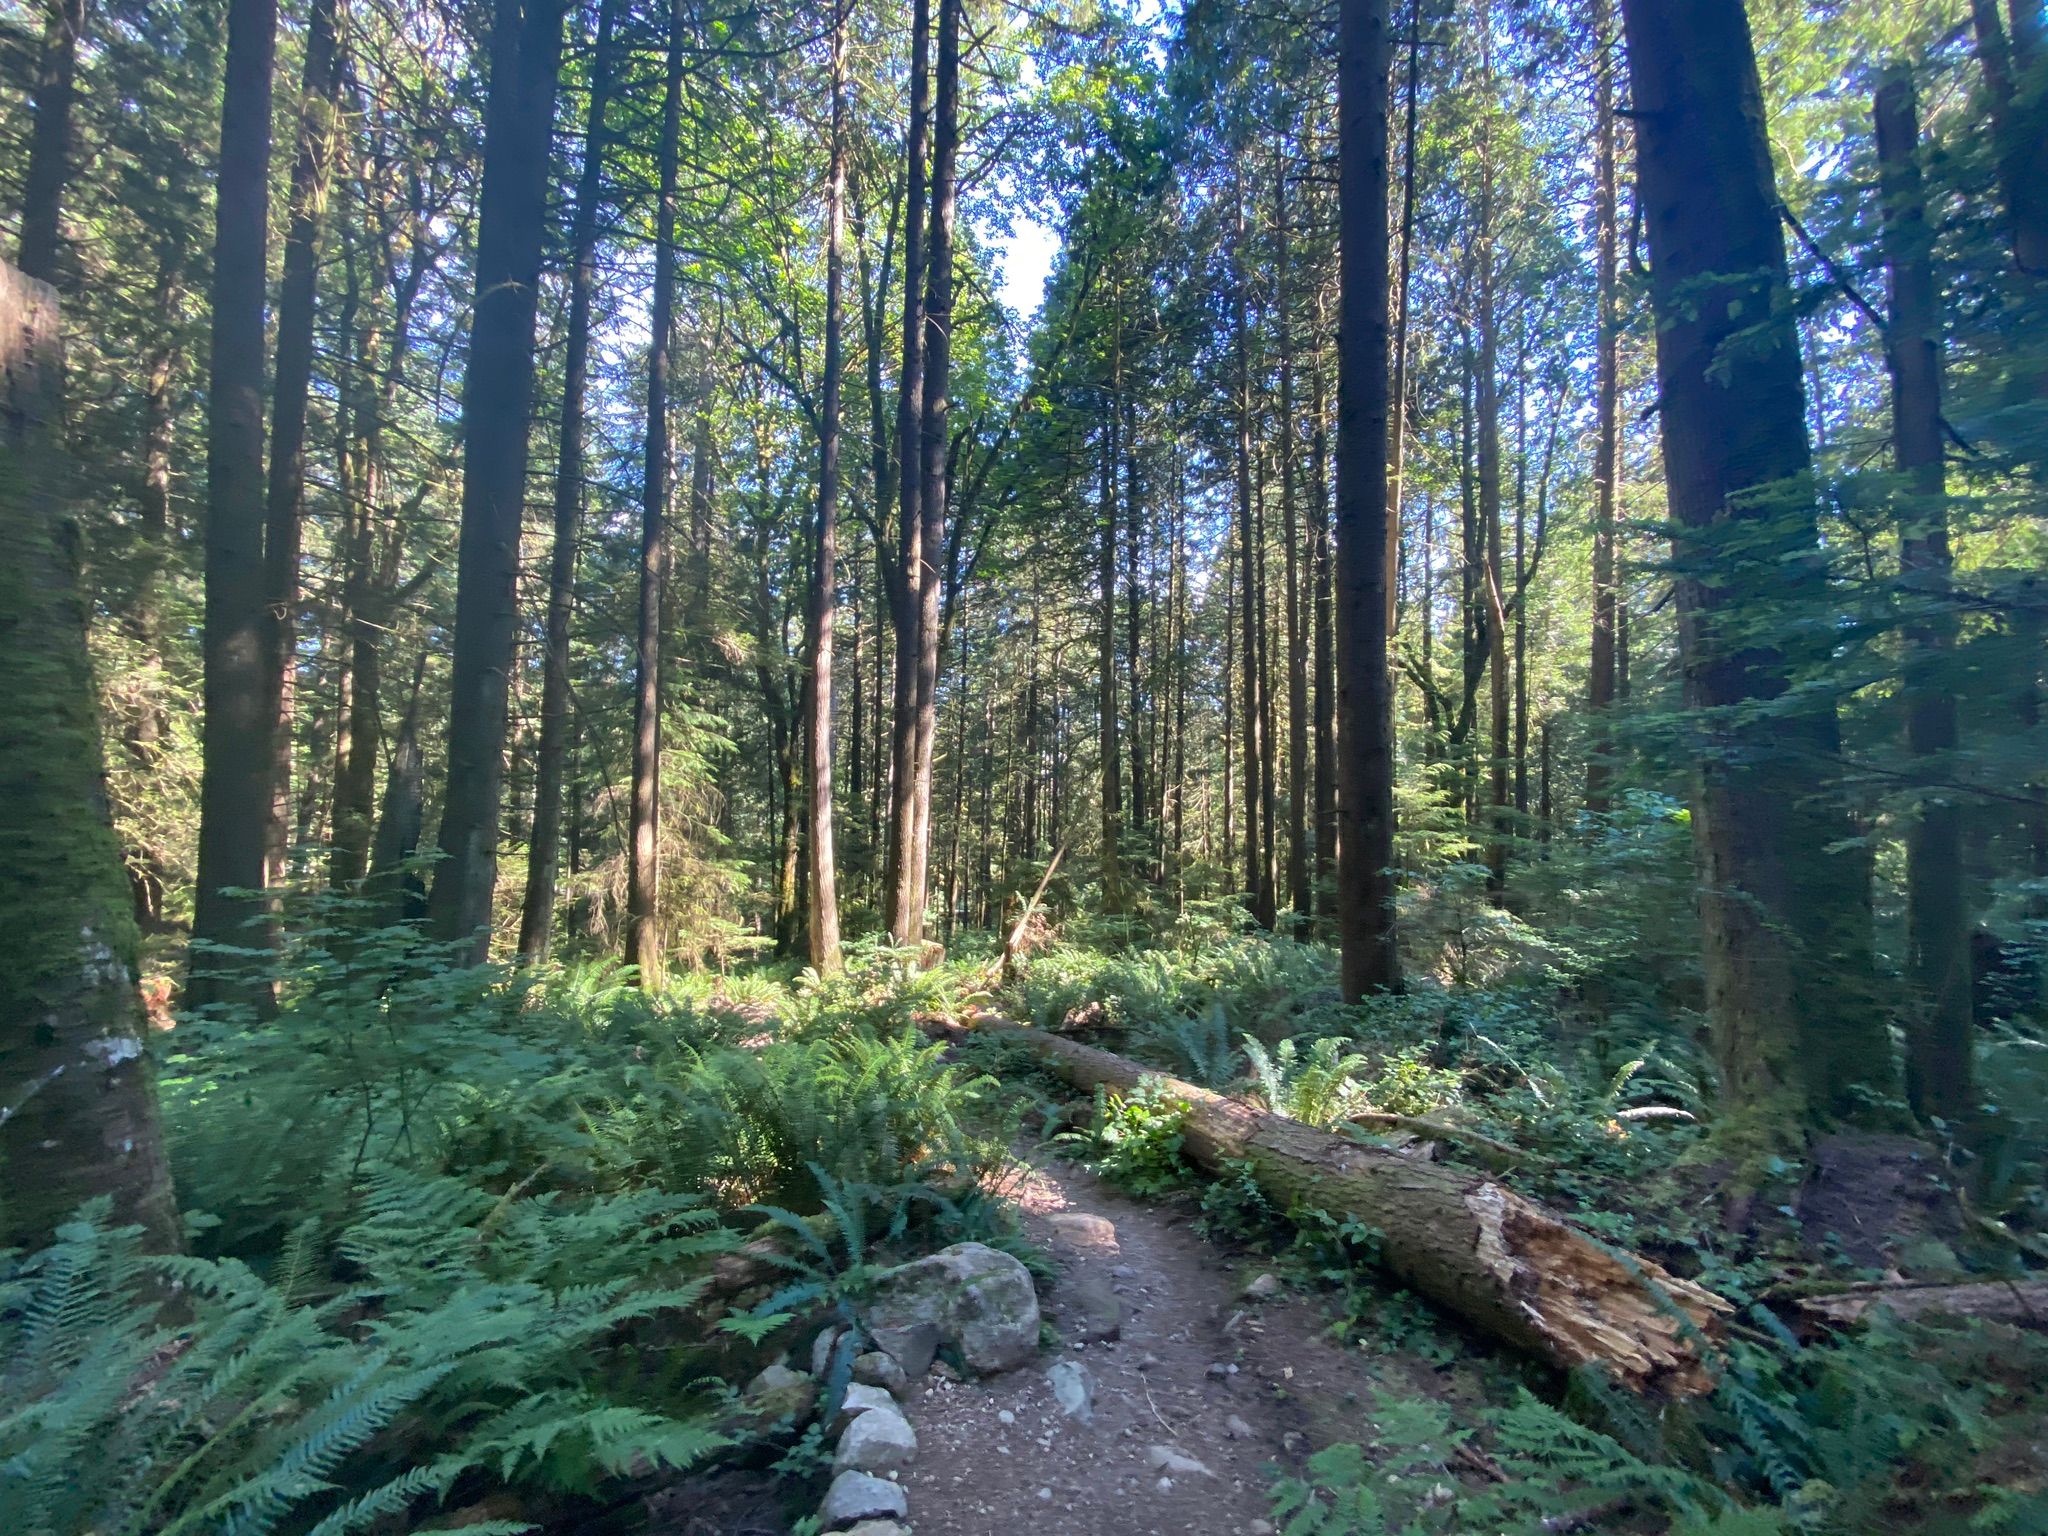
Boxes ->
[740,1360,815,1422]
[863,1241,1041,1377]
[818,1471,908,1528]
[1242,1272,1282,1301]
[840,1524,908,1536]
[852,1349,910,1397]
[835,1403,919,1474]
[827,1381,897,1435]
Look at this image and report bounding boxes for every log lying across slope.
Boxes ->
[944,1012,1729,1396]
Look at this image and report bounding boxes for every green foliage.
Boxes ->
[1061,1080,1193,1196]
[1244,1033,1373,1127]
[0,1197,728,1536]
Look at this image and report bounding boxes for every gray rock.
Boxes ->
[818,1470,908,1529]
[1065,1270,1123,1343]
[1242,1272,1282,1301]
[835,1404,918,1474]
[812,1324,850,1376]
[828,1381,897,1436]
[852,1350,910,1397]
[1224,1413,1255,1441]
[863,1241,1041,1377]
[742,1361,816,1423]
[1046,1358,1094,1421]
[1047,1211,1118,1250]
[1145,1444,1215,1478]
[841,1524,908,1536]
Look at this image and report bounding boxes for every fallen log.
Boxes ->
[943,1012,1728,1396]
[1791,1276,2048,1330]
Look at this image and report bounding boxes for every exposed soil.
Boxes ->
[895,1155,1490,1536]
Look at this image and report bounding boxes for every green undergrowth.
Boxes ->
[988,924,2048,1536]
[2,909,1013,1535]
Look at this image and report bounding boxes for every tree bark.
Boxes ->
[428,0,569,962]
[0,261,180,1254]
[807,0,849,976]
[884,0,932,945]
[938,1013,1725,1394]
[1622,0,1891,1141]
[17,0,86,284]
[521,0,620,960]
[906,0,960,954]
[1311,329,1337,930]
[1277,153,1311,934]
[190,0,280,1014]
[1232,182,1270,930]
[627,0,683,987]
[260,0,340,902]
[1971,0,2048,274]
[1098,390,1123,914]
[1335,0,1401,999]
[1585,0,1622,816]
[1877,70,1972,1125]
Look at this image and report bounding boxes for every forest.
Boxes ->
[1,0,2046,1530]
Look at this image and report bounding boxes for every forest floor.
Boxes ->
[894,1152,1496,1536]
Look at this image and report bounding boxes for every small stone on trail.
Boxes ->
[1037,1486,1054,1501]
[841,1524,907,1536]
[1146,1445,1215,1478]
[1048,1211,1119,1250]
[1224,1413,1254,1440]
[1205,1362,1237,1379]
[1047,1358,1095,1421]
[1112,1263,1138,1279]
[818,1470,908,1528]
[998,1408,1016,1425]
[835,1404,918,1474]
[1248,1522,1276,1534]
[1242,1273,1282,1301]
[1137,1352,1162,1371]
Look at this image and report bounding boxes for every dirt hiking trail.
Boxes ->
[895,1154,1479,1536]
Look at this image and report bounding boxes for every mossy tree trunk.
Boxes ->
[0,260,179,1254]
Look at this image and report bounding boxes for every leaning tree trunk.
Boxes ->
[1334,0,1401,998]
[0,261,179,1254]
[941,1013,1725,1394]
[428,0,569,962]
[191,0,280,1015]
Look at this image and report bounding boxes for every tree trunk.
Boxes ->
[1622,0,1891,1140]
[1585,0,1622,815]
[369,656,428,925]
[1335,0,1401,999]
[1971,0,2048,274]
[907,0,959,953]
[1387,0,1420,639]
[190,0,279,1015]
[1098,397,1123,914]
[884,0,932,945]
[261,0,341,898]
[521,0,619,961]
[0,260,180,1254]
[16,0,86,283]
[1311,332,1337,930]
[1475,91,1510,898]
[1877,70,1971,1124]
[1232,183,1269,930]
[937,1013,1725,1394]
[807,0,848,976]
[627,0,683,987]
[1277,154,1310,934]
[428,0,568,962]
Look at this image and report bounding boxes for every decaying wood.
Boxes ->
[945,1011,1728,1395]
[1792,1276,2048,1329]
